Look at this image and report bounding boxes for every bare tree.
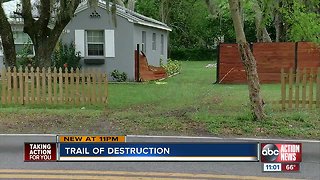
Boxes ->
[228,0,266,121]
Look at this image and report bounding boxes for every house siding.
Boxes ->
[0,57,3,70]
[61,6,135,81]
[133,24,168,66]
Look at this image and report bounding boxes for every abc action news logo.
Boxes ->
[261,143,302,163]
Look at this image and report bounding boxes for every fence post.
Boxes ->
[1,68,7,104]
[309,68,314,109]
[36,67,40,104]
[302,68,307,108]
[75,68,80,105]
[59,67,63,103]
[70,67,74,105]
[18,67,24,105]
[64,67,69,104]
[87,68,92,103]
[316,67,320,108]
[53,67,57,104]
[7,67,12,104]
[281,68,286,110]
[103,73,108,104]
[96,70,102,103]
[295,68,300,108]
[41,67,46,104]
[48,67,52,104]
[288,68,294,108]
[92,69,97,104]
[81,69,85,104]
[24,67,29,104]
[13,67,18,104]
[30,67,35,104]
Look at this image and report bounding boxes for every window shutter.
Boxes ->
[74,30,85,57]
[104,30,115,57]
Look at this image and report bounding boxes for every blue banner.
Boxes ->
[58,143,258,161]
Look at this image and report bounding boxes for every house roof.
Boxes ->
[2,0,38,22]
[2,0,172,31]
[76,0,172,31]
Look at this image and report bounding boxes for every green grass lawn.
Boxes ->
[0,61,319,139]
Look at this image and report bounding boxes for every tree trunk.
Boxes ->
[127,0,135,11]
[20,0,81,68]
[253,0,272,42]
[273,0,281,42]
[34,40,57,68]
[160,0,170,23]
[228,0,266,121]
[0,2,16,67]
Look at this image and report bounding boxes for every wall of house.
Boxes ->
[0,56,3,70]
[61,6,135,81]
[133,25,168,67]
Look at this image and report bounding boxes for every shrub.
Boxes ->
[161,58,182,76]
[16,41,35,68]
[111,69,127,82]
[51,41,81,71]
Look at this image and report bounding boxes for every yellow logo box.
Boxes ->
[58,136,126,143]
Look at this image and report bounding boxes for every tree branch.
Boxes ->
[51,0,81,39]
[21,0,36,36]
[21,0,34,23]
[38,0,51,29]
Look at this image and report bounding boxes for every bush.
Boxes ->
[111,70,127,82]
[161,58,182,76]
[51,41,81,71]
[16,41,35,68]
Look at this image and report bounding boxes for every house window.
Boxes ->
[87,30,104,56]
[13,31,34,56]
[152,33,156,50]
[142,31,146,53]
[161,34,164,55]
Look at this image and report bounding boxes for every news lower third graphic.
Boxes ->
[261,143,302,172]
[23,135,303,173]
[24,135,259,162]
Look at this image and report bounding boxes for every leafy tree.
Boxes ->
[280,0,320,43]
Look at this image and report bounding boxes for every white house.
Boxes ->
[0,0,172,81]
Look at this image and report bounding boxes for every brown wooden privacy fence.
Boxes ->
[0,67,108,105]
[218,42,320,83]
[279,67,320,110]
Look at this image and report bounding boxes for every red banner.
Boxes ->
[24,143,57,162]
